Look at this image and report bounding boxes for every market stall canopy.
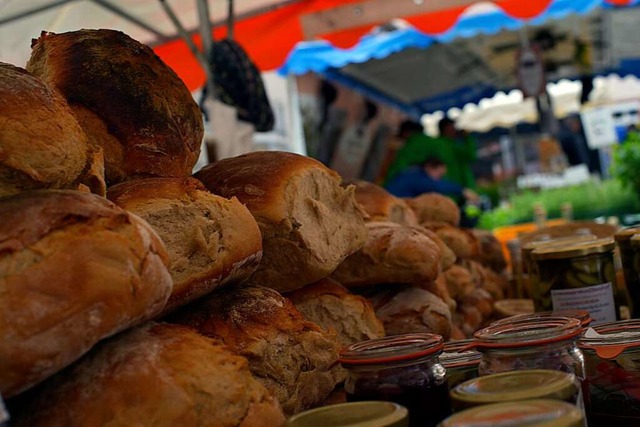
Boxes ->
[2,0,639,92]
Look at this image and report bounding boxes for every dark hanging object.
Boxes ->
[200,39,275,132]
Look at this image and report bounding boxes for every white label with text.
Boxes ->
[551,282,616,324]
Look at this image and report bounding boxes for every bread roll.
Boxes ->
[443,265,476,301]
[286,278,385,346]
[368,286,452,340]
[170,285,342,415]
[195,151,367,292]
[108,177,262,314]
[417,226,456,270]
[13,323,285,427]
[471,229,507,273]
[331,222,442,287]
[348,180,418,225]
[0,62,103,196]
[423,222,480,260]
[460,259,507,301]
[27,29,203,185]
[0,190,172,397]
[418,275,456,311]
[407,193,460,226]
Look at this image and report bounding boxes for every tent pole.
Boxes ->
[90,0,168,41]
[196,0,216,100]
[0,0,77,26]
[227,0,235,40]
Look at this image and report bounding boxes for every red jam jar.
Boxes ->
[473,316,585,377]
[579,319,640,426]
[339,333,452,427]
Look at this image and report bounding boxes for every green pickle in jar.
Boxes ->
[438,399,584,427]
[615,227,640,318]
[531,238,622,324]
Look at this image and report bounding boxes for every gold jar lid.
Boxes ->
[521,234,597,258]
[438,399,584,427]
[614,226,640,242]
[531,237,615,261]
[450,370,578,409]
[285,402,408,427]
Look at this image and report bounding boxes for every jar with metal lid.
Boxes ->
[491,309,592,328]
[437,399,585,427]
[284,401,409,427]
[441,340,481,389]
[531,238,622,324]
[450,369,583,411]
[472,316,584,376]
[616,228,640,318]
[339,333,452,427]
[578,319,640,426]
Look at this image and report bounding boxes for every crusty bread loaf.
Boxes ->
[0,62,104,196]
[195,151,368,292]
[13,323,285,427]
[0,190,172,397]
[407,193,461,226]
[418,275,456,311]
[471,229,507,273]
[417,226,456,270]
[443,265,476,301]
[286,278,385,346]
[367,286,452,340]
[348,180,418,225]
[422,222,480,260]
[170,285,342,415]
[460,259,507,301]
[27,29,203,185]
[331,222,442,287]
[108,177,262,314]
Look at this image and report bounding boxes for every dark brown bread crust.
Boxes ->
[0,190,172,397]
[170,284,343,415]
[27,29,203,184]
[348,180,418,225]
[0,62,91,196]
[12,323,285,427]
[108,177,263,314]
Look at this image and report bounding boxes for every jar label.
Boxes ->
[550,282,616,324]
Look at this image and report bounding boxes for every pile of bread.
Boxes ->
[0,29,507,425]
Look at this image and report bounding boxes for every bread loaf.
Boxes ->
[331,222,442,287]
[471,229,507,273]
[170,284,342,415]
[0,62,103,196]
[0,190,172,397]
[348,180,418,225]
[195,151,368,292]
[108,177,262,314]
[407,193,460,226]
[27,29,203,185]
[367,286,452,340]
[443,265,476,301]
[286,278,385,346]
[417,226,456,270]
[13,323,285,427]
[422,222,480,260]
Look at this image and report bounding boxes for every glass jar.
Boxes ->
[531,238,623,324]
[441,340,481,389]
[450,369,582,411]
[284,401,409,427]
[616,228,640,318]
[578,319,640,426]
[437,399,585,427]
[491,309,592,328]
[339,333,452,427]
[473,316,585,377]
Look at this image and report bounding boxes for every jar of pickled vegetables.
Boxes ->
[437,399,585,427]
[440,340,481,389]
[284,401,409,427]
[450,369,583,411]
[531,238,622,324]
[491,309,592,328]
[578,320,640,426]
[472,316,584,376]
[616,228,640,318]
[339,333,452,427]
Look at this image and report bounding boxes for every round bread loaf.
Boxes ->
[195,151,368,292]
[348,180,418,225]
[331,222,442,287]
[0,62,102,196]
[422,222,480,260]
[406,193,461,226]
[0,190,172,397]
[471,229,507,273]
[27,29,203,185]
[169,284,343,415]
[286,278,385,346]
[108,177,263,315]
[12,323,285,427]
[416,226,456,270]
[367,286,452,340]
[443,265,476,301]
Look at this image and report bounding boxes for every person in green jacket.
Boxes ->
[385,117,477,191]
